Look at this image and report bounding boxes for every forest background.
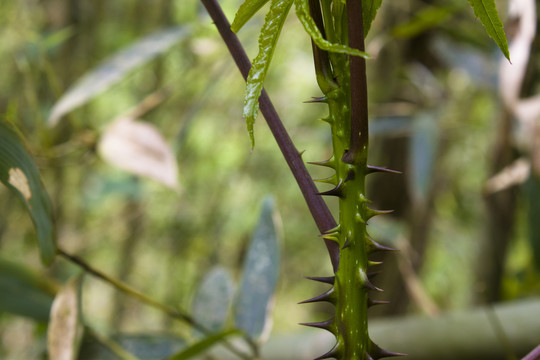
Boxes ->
[1,0,540,359]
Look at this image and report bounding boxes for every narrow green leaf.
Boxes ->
[0,120,56,265]
[48,275,84,360]
[192,266,235,334]
[0,257,58,321]
[467,0,510,60]
[243,0,293,148]
[235,197,280,340]
[48,27,191,126]
[362,0,382,37]
[167,329,241,360]
[295,0,370,57]
[231,0,271,33]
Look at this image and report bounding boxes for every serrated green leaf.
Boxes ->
[362,0,382,37]
[235,197,280,340]
[167,329,241,360]
[192,266,235,334]
[467,0,510,60]
[0,257,58,321]
[243,0,293,148]
[231,0,271,33]
[294,0,370,57]
[0,120,56,265]
[48,27,191,126]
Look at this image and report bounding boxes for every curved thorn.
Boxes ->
[308,157,336,169]
[369,340,407,359]
[364,278,384,292]
[314,340,342,360]
[299,287,336,304]
[366,234,397,253]
[318,180,344,197]
[344,168,355,182]
[299,317,336,333]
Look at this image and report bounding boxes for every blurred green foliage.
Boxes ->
[0,0,539,359]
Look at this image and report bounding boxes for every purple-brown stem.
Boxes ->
[342,0,369,165]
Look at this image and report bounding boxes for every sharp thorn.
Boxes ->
[341,235,351,250]
[304,276,335,285]
[308,157,336,169]
[364,279,384,292]
[368,298,391,307]
[299,317,335,333]
[317,180,344,197]
[304,96,328,103]
[344,169,355,182]
[369,341,407,359]
[314,341,342,360]
[299,287,336,304]
[367,165,402,175]
[366,235,397,253]
[323,224,341,235]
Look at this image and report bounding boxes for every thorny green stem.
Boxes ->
[200,0,340,271]
[57,248,256,360]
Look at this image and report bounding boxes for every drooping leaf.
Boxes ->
[167,329,241,360]
[97,117,179,191]
[467,0,510,60]
[235,197,280,341]
[192,266,235,334]
[0,120,56,265]
[362,0,383,37]
[48,275,84,360]
[295,0,370,57]
[0,257,57,321]
[48,27,190,126]
[231,0,272,33]
[243,0,293,148]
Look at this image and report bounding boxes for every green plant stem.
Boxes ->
[200,0,340,271]
[57,248,255,360]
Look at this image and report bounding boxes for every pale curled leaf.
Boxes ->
[243,0,293,148]
[98,117,179,191]
[467,0,510,60]
[0,120,56,265]
[235,197,280,342]
[48,27,190,126]
[231,0,271,33]
[48,276,84,360]
[294,0,370,57]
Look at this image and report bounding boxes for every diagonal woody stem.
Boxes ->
[200,0,339,271]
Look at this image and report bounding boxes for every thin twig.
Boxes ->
[200,0,340,271]
[57,247,255,360]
